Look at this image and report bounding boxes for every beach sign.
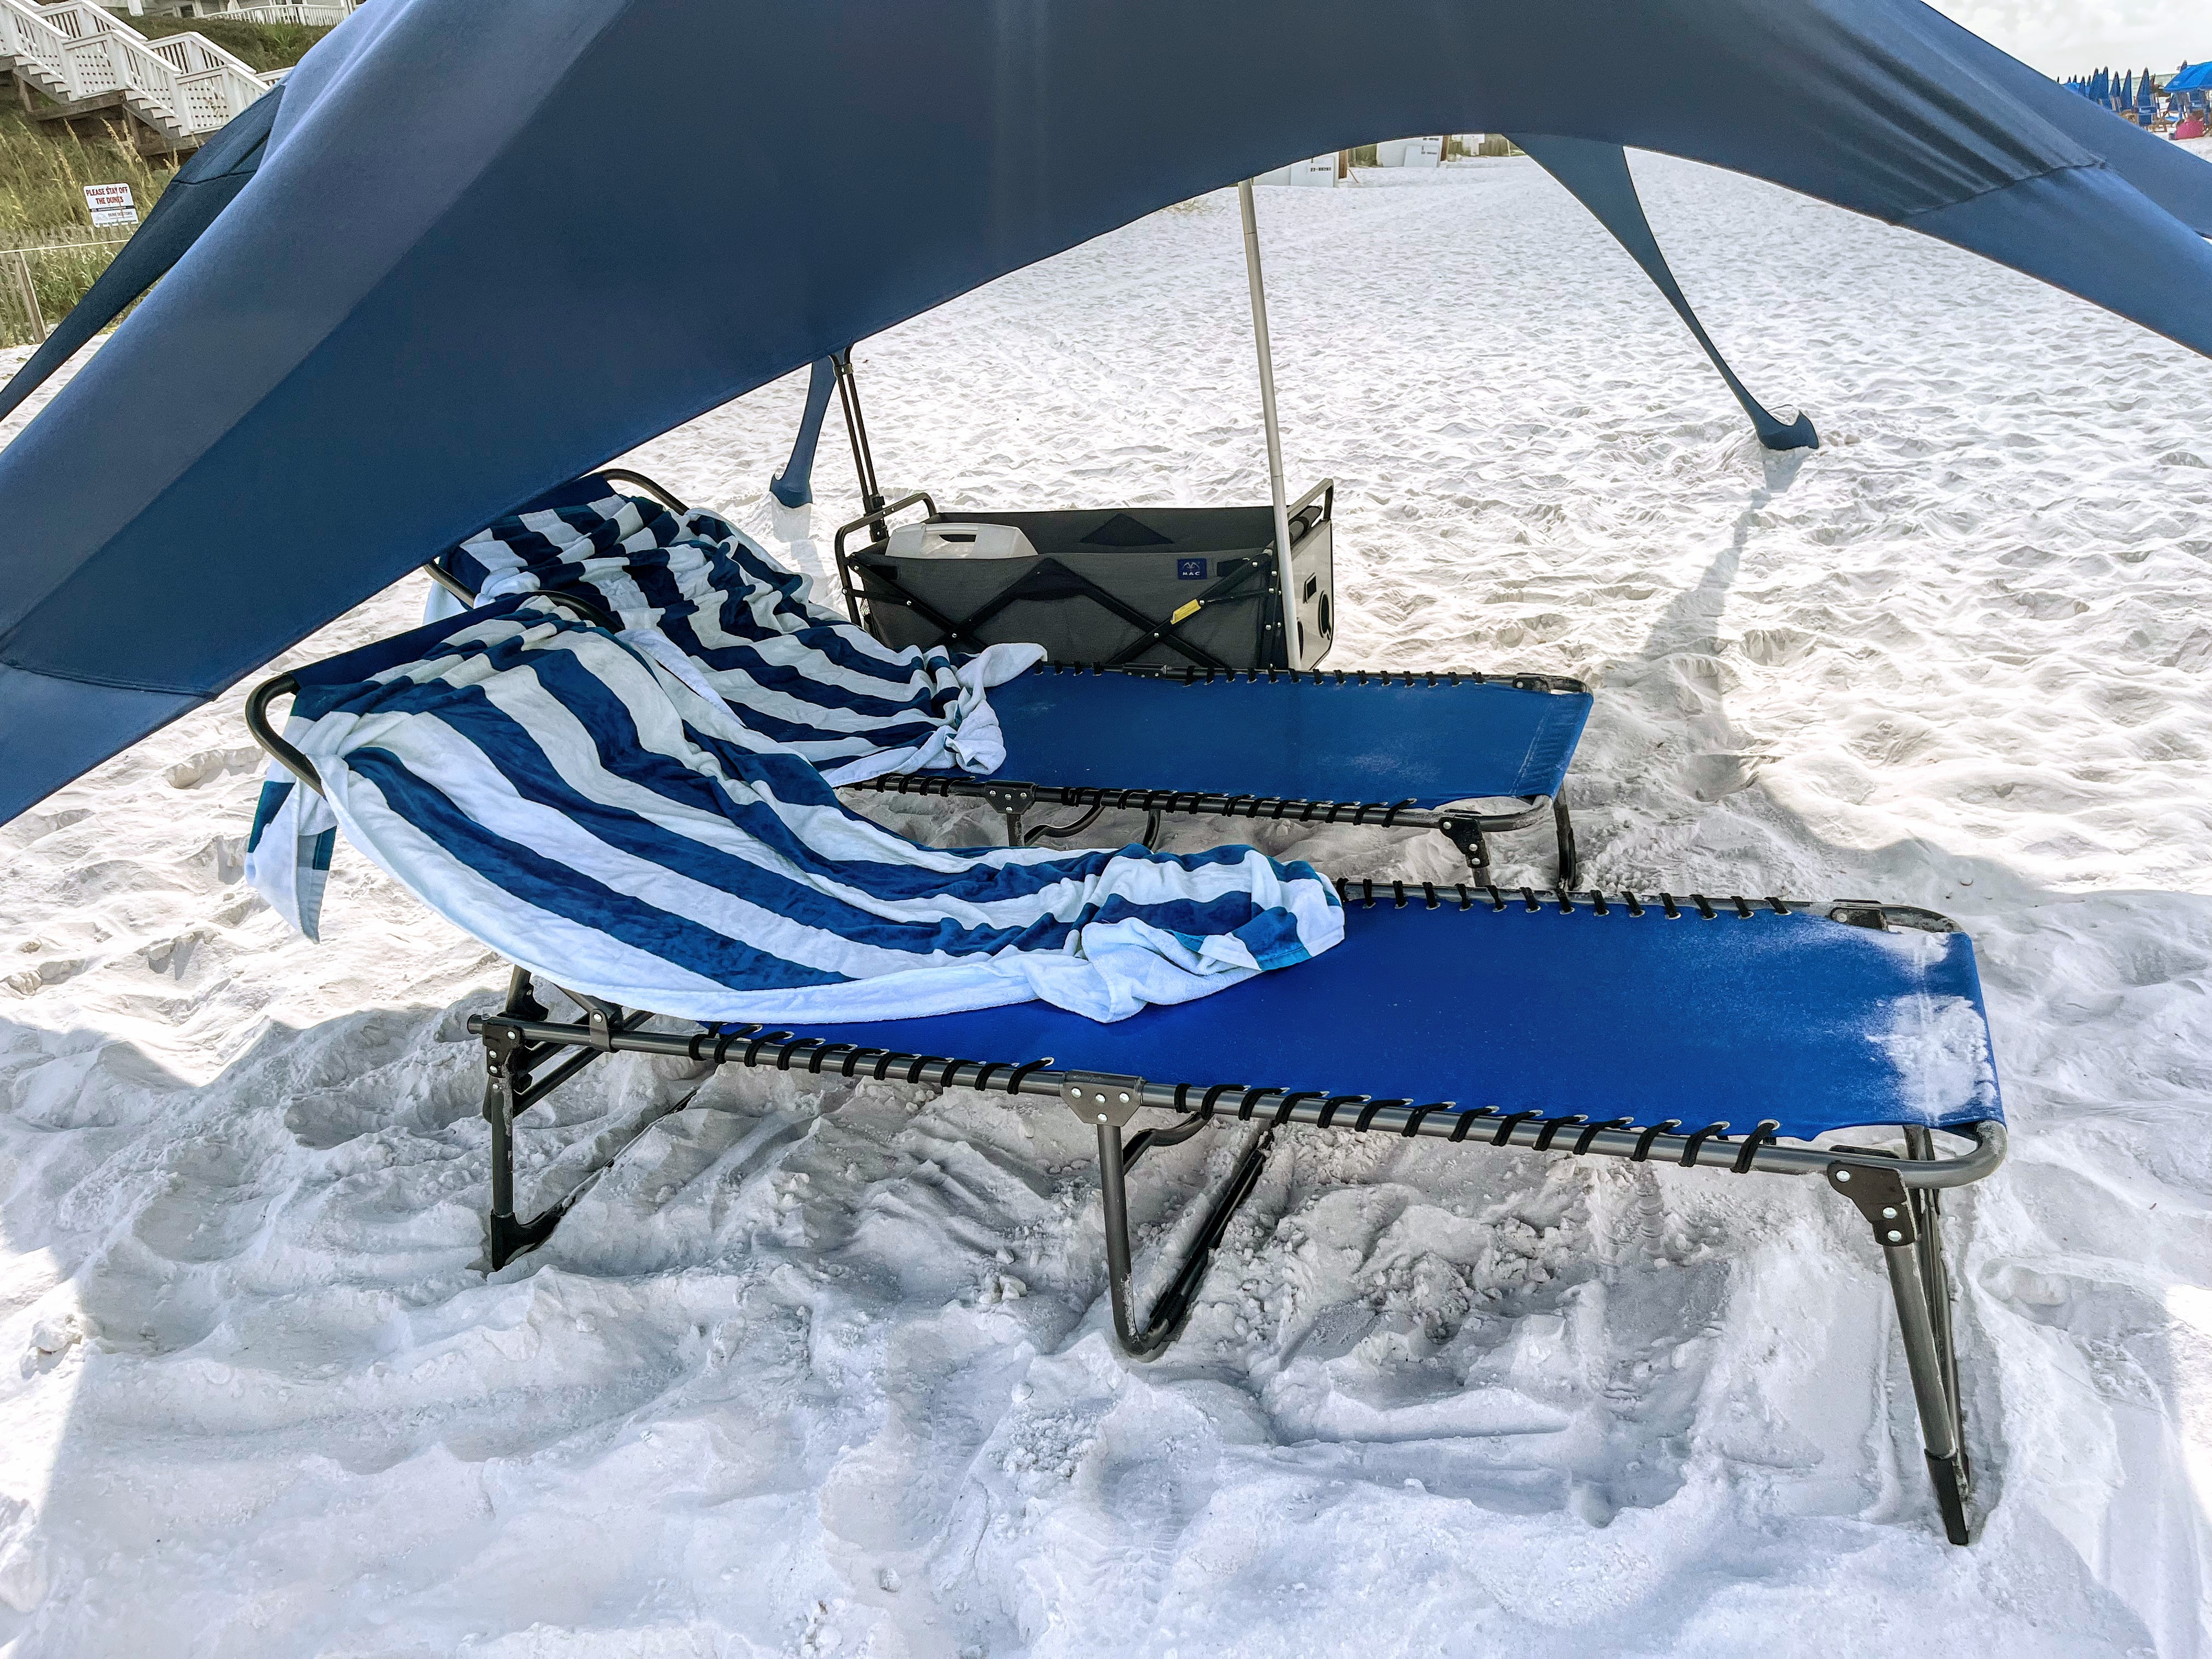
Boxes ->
[84,184,138,228]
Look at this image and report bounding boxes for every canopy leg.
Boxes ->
[1512,134,1818,453]
[1827,1158,1974,1544]
[1078,1081,1272,1357]
[769,356,837,509]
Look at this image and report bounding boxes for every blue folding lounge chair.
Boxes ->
[247,562,2002,1546]
[442,884,2001,1545]
[847,662,1590,884]
[427,471,1595,886]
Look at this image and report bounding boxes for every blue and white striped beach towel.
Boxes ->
[246,485,1341,1024]
[435,476,1040,782]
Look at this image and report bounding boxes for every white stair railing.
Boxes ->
[0,0,280,141]
[224,3,355,25]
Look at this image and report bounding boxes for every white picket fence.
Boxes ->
[0,0,279,147]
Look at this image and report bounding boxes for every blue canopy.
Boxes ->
[2170,63,2212,94]
[3,0,2212,826]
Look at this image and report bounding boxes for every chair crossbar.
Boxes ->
[848,776,1577,883]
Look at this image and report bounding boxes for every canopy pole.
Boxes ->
[1238,179,1301,672]
[831,348,888,539]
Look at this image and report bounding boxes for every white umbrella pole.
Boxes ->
[1238,178,1301,671]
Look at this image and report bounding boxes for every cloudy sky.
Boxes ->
[1927,0,2204,77]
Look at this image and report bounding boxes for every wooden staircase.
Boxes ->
[0,0,276,154]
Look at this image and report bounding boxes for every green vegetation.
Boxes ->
[0,17,328,348]
[0,100,170,344]
[130,14,331,74]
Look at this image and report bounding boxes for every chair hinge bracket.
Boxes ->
[1827,1161,1917,1246]
[1063,1072,1147,1127]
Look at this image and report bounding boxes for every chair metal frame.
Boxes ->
[450,880,1999,1547]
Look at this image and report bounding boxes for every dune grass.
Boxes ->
[0,101,173,346]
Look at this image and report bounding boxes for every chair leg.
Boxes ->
[1023,800,1109,845]
[1553,791,1581,891]
[1094,1116,1274,1357]
[1827,1158,1974,1544]
[1885,1232,1972,1544]
[1905,1125,1970,1490]
[477,970,689,1271]
[979,781,1036,848]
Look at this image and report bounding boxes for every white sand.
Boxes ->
[3,150,2210,1655]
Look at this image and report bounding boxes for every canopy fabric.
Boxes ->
[1511,133,1819,452]
[4,0,2212,827]
[2170,64,2212,94]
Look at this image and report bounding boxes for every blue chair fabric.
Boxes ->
[756,891,2004,1143]
[969,668,1592,808]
